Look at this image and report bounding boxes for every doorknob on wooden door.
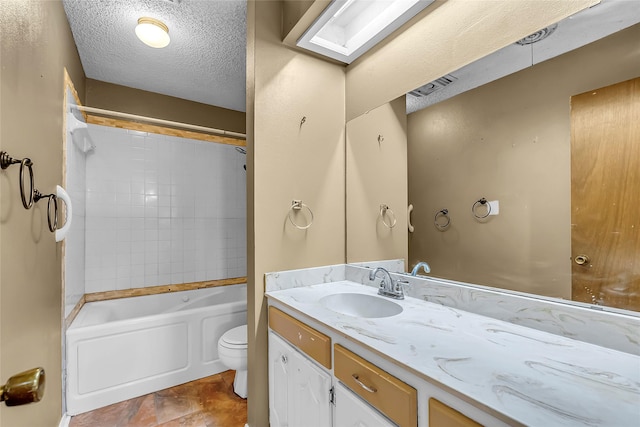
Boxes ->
[0,367,45,406]
[574,255,590,265]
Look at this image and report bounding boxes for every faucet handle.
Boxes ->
[396,279,410,294]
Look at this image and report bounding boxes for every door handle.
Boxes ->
[574,255,590,265]
[0,367,45,407]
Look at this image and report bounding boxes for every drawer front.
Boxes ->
[268,306,331,369]
[429,398,483,427]
[334,344,417,427]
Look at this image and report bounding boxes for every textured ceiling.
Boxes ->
[407,0,640,113]
[63,0,247,112]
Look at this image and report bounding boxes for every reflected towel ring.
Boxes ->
[434,209,450,230]
[472,198,491,219]
[407,204,414,233]
[379,204,397,228]
[288,200,314,230]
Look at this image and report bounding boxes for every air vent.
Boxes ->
[516,24,558,45]
[409,74,458,97]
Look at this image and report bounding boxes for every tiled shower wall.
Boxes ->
[64,106,87,317]
[84,124,246,293]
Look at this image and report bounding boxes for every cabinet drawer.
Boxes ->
[429,398,483,427]
[268,307,331,369]
[334,344,417,427]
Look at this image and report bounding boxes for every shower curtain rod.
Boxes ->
[73,105,247,140]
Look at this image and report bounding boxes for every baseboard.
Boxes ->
[59,414,71,427]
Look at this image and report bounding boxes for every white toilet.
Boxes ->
[218,324,248,398]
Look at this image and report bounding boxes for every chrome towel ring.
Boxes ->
[472,198,491,219]
[288,200,314,230]
[434,209,450,230]
[379,204,397,228]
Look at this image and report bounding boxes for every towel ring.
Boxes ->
[34,190,58,232]
[19,158,35,210]
[434,209,450,230]
[288,200,314,230]
[1,152,35,210]
[472,198,491,219]
[379,204,397,228]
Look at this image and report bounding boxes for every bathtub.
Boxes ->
[66,284,247,415]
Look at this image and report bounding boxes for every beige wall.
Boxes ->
[246,1,346,425]
[345,0,597,121]
[85,79,246,134]
[0,1,85,426]
[407,24,640,299]
[346,97,408,265]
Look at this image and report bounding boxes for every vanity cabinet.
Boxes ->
[268,307,333,427]
[268,332,332,427]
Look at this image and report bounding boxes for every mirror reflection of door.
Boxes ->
[570,77,640,311]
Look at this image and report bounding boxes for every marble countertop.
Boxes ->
[266,281,640,427]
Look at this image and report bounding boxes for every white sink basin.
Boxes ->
[319,293,403,318]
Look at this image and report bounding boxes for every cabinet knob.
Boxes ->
[281,355,288,364]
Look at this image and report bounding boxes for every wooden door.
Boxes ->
[571,77,640,311]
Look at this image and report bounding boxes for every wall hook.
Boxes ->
[300,116,307,127]
[378,135,384,144]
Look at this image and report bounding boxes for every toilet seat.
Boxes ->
[220,325,247,349]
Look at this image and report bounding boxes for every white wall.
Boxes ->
[84,124,246,293]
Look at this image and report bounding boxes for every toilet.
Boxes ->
[218,324,248,398]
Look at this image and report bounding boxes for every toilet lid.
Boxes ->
[222,325,247,346]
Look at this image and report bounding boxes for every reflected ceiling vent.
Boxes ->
[409,74,458,97]
[515,24,558,45]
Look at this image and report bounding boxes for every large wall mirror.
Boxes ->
[405,1,640,314]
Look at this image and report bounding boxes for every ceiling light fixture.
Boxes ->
[297,0,434,64]
[135,17,170,48]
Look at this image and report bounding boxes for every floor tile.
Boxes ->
[70,372,247,427]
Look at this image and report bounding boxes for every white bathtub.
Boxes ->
[66,284,247,415]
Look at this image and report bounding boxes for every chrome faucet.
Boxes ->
[369,267,404,300]
[411,261,431,276]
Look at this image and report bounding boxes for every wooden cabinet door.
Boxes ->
[571,77,640,311]
[334,383,395,427]
[268,331,332,427]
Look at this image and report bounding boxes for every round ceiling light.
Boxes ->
[135,17,170,48]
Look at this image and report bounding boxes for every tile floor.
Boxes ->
[69,371,247,427]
